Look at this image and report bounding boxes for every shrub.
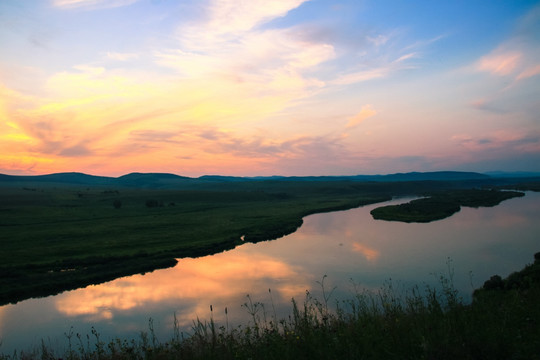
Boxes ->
[113,199,122,209]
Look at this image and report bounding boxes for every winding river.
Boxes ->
[1,192,539,355]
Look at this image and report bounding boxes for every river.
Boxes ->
[1,192,539,355]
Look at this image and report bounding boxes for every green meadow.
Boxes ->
[1,174,538,305]
[0,180,388,305]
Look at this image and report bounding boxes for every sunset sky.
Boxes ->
[1,0,539,176]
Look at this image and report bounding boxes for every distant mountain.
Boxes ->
[0,170,528,188]
[117,172,193,187]
[369,171,491,182]
[484,171,540,178]
[116,172,193,187]
[263,171,490,182]
[0,172,114,185]
[198,175,250,182]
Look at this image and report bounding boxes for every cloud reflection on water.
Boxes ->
[351,242,380,262]
[55,251,310,323]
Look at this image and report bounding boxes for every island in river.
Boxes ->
[369,189,525,223]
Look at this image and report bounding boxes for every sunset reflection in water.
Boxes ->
[55,251,311,326]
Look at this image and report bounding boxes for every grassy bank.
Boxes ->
[3,253,539,360]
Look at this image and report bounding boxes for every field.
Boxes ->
[0,180,389,305]
[1,173,539,305]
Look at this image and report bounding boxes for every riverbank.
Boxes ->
[2,253,539,359]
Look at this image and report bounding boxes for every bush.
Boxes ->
[113,199,122,209]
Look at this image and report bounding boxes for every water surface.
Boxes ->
[1,192,539,354]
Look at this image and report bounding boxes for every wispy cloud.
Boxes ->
[477,50,522,76]
[468,5,540,117]
[331,44,421,86]
[106,52,139,61]
[474,5,540,83]
[346,105,377,128]
[516,63,540,80]
[53,0,139,10]
[469,98,509,114]
[332,67,391,85]
[203,0,308,35]
[451,131,540,152]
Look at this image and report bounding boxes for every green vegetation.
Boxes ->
[370,189,525,223]
[3,254,539,360]
[0,181,392,305]
[0,175,537,305]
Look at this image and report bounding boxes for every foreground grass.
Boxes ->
[3,254,539,360]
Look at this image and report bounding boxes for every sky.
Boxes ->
[1,0,539,177]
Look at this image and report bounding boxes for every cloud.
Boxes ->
[204,0,308,35]
[346,105,377,128]
[154,7,336,130]
[474,6,540,83]
[516,63,540,80]
[467,6,540,116]
[58,144,92,157]
[469,98,509,114]
[129,130,180,143]
[53,0,139,10]
[451,131,540,152]
[477,50,522,76]
[395,52,418,63]
[106,52,139,61]
[196,129,347,162]
[157,27,334,91]
[332,51,418,86]
[333,67,390,85]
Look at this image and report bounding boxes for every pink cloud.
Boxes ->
[516,63,540,80]
[477,51,522,76]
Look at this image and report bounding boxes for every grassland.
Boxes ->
[3,253,539,360]
[370,189,525,222]
[1,175,538,305]
[0,180,391,305]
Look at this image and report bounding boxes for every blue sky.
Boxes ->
[1,0,539,176]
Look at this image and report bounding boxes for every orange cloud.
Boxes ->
[346,105,377,128]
